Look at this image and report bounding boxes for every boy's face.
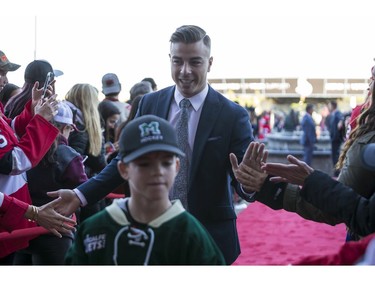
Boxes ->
[117,151,180,201]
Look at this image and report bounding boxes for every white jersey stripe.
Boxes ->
[10,146,32,175]
[0,172,27,195]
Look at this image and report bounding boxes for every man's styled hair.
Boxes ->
[170,25,211,52]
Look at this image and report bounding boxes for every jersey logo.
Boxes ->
[83,234,106,253]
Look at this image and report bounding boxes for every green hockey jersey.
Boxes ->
[65,198,225,265]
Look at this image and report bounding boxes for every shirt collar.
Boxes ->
[174,84,208,111]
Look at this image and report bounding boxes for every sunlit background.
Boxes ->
[3,0,373,277]
[3,0,374,104]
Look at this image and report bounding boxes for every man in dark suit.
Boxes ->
[49,25,254,265]
[327,100,344,177]
[300,104,316,165]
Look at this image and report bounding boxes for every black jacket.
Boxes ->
[68,123,106,178]
[301,170,375,237]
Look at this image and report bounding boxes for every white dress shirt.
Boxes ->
[168,84,208,152]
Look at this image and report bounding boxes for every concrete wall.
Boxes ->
[266,150,334,176]
[263,131,335,176]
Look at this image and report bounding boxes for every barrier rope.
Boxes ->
[0,226,48,241]
[106,193,125,199]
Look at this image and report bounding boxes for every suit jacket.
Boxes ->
[78,85,253,264]
[300,113,316,147]
[328,109,344,143]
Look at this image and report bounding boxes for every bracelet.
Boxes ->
[34,206,39,222]
[28,205,39,222]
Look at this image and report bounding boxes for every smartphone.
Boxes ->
[41,72,53,99]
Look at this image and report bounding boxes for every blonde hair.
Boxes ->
[65,83,102,156]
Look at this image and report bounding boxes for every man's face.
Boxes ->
[169,39,213,98]
[0,69,8,92]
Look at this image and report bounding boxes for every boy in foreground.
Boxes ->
[65,115,225,265]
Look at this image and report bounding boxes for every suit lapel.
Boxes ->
[189,88,222,185]
[152,86,175,119]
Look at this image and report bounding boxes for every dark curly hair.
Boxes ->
[336,82,375,169]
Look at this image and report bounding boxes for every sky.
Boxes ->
[3,0,375,103]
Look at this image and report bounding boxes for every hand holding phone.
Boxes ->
[41,72,53,99]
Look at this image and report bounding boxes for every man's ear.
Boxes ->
[117,161,129,180]
[207,56,213,72]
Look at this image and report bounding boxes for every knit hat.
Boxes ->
[119,115,185,163]
[102,73,121,95]
[0,50,20,72]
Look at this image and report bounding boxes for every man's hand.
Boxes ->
[230,142,268,193]
[47,189,81,217]
[261,154,314,186]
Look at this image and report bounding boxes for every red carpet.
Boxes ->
[233,202,347,265]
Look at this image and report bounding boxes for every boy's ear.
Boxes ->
[175,156,180,173]
[117,161,129,180]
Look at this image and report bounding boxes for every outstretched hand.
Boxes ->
[47,189,81,217]
[230,142,268,193]
[261,154,314,186]
[36,197,77,238]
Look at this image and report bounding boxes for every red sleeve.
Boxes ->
[0,194,30,232]
[17,114,59,167]
[0,100,34,132]
[293,233,375,265]
[12,100,34,137]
